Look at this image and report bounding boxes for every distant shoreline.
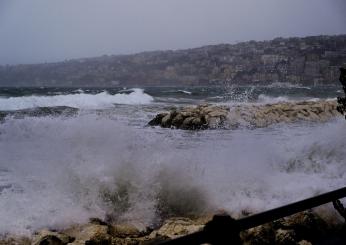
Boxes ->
[0,34,345,87]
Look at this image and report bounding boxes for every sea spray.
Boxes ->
[0,113,345,235]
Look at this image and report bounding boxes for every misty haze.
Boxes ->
[0,1,346,244]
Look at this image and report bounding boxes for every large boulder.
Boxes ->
[148,104,229,130]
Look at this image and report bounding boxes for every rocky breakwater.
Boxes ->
[148,100,339,130]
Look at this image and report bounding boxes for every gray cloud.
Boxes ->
[0,0,345,65]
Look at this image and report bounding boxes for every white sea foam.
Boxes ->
[222,86,255,103]
[258,94,293,104]
[257,94,334,104]
[0,88,153,111]
[265,82,312,89]
[0,113,345,235]
[163,89,192,94]
[72,88,85,93]
[177,90,192,95]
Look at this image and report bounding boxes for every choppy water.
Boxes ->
[0,85,345,235]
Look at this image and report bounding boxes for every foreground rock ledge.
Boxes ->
[148,100,338,130]
[1,211,345,245]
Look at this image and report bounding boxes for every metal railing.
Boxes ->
[154,187,346,245]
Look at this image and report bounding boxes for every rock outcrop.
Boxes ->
[148,100,338,130]
[148,104,229,129]
[0,211,345,245]
[148,217,204,240]
[32,230,74,245]
[240,211,335,245]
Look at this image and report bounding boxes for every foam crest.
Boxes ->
[258,94,292,103]
[0,88,153,111]
[265,82,312,89]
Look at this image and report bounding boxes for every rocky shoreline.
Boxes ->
[1,210,345,244]
[148,100,339,130]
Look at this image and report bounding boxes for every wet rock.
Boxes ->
[109,224,148,239]
[0,211,342,245]
[275,229,297,245]
[277,211,329,242]
[148,217,204,240]
[297,240,312,245]
[181,116,195,129]
[148,113,168,126]
[206,116,222,129]
[0,236,31,245]
[161,114,172,128]
[32,230,73,245]
[241,223,275,245]
[64,223,111,245]
[171,114,184,127]
[148,104,229,130]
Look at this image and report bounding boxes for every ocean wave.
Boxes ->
[0,106,79,121]
[0,114,345,234]
[162,89,192,95]
[177,90,192,95]
[0,88,154,111]
[265,82,312,89]
[257,94,294,104]
[72,88,85,94]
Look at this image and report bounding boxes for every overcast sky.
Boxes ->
[0,0,345,65]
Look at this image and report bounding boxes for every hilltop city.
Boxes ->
[0,34,345,87]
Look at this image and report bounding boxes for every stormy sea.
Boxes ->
[0,85,345,236]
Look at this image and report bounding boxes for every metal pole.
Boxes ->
[156,186,346,245]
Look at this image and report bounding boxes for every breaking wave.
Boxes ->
[0,113,345,235]
[258,94,295,104]
[177,90,192,95]
[265,82,312,89]
[0,88,153,111]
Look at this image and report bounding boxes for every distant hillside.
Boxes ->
[1,35,346,87]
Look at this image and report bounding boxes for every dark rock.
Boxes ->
[32,230,73,245]
[277,211,328,242]
[161,114,172,128]
[148,113,168,126]
[148,105,230,130]
[337,67,346,120]
[181,117,195,129]
[63,223,112,245]
[241,223,275,245]
[0,236,31,245]
[171,114,184,127]
[275,229,297,245]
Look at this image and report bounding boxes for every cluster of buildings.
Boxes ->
[0,35,345,87]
